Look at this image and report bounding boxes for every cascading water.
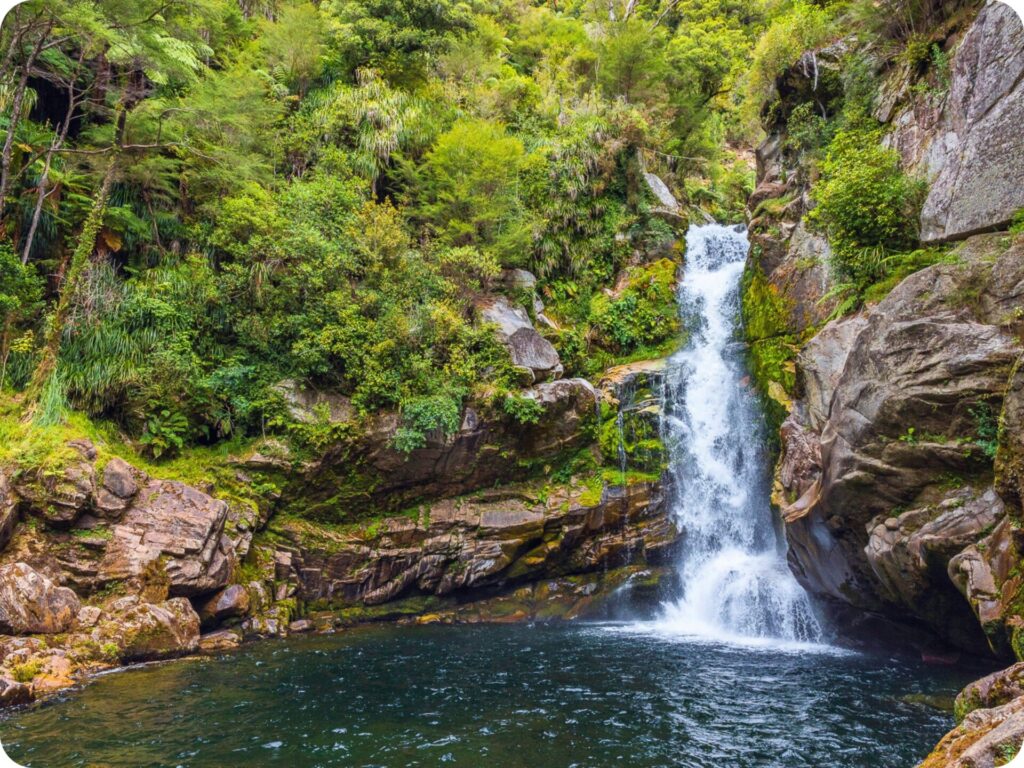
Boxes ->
[655,223,822,643]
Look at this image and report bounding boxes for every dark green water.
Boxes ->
[0,624,980,767]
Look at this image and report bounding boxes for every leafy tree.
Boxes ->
[417,119,529,263]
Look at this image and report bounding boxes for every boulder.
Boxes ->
[197,584,251,626]
[98,480,233,597]
[15,459,95,527]
[0,562,80,635]
[198,629,242,653]
[920,695,1024,768]
[0,676,32,707]
[475,295,562,383]
[918,3,1024,242]
[94,457,139,518]
[956,663,1024,721]
[104,596,200,662]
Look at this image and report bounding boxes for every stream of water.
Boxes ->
[648,223,822,643]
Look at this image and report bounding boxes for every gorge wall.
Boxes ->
[744,2,1024,763]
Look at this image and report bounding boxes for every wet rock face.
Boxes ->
[778,235,1024,650]
[271,478,678,609]
[0,562,80,635]
[916,3,1024,243]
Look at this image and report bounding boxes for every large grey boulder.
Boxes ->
[476,295,562,383]
[0,562,81,634]
[918,3,1024,242]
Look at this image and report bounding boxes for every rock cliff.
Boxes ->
[0,340,678,703]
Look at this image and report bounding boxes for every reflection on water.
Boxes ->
[1,624,979,768]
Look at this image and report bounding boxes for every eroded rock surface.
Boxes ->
[778,234,1024,651]
[914,3,1024,243]
[0,562,80,634]
[271,477,677,609]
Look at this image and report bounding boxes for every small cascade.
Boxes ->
[655,223,822,644]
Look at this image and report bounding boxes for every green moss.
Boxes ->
[326,595,453,624]
[578,474,605,506]
[600,467,661,486]
[741,265,792,342]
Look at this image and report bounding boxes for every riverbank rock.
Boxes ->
[920,673,1024,768]
[0,677,31,707]
[0,562,80,635]
[266,474,678,610]
[102,596,200,662]
[198,628,242,653]
[777,234,1024,653]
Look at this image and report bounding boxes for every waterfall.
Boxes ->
[656,223,822,643]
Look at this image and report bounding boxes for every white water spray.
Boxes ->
[655,223,822,643]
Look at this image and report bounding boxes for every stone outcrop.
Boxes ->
[270,476,678,609]
[475,295,563,383]
[0,446,247,600]
[296,377,600,517]
[777,234,1024,652]
[0,562,80,635]
[899,2,1024,243]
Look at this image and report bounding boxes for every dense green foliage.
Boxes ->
[0,0,779,456]
[809,127,925,286]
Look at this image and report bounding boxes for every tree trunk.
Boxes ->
[22,50,83,264]
[0,24,51,222]
[0,316,12,392]
[24,156,116,408]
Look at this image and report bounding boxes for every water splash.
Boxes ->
[654,223,822,644]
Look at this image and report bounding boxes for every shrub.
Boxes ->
[591,259,679,354]
[393,393,463,452]
[502,393,544,425]
[809,128,925,287]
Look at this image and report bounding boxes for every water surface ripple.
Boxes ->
[0,624,975,767]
